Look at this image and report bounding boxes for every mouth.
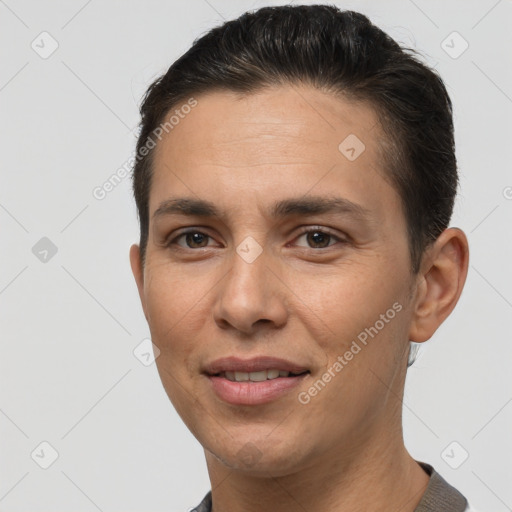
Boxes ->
[203,356,310,405]
[213,369,309,382]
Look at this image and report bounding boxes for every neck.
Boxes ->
[205,419,429,512]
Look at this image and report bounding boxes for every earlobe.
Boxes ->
[408,228,469,343]
[129,244,147,318]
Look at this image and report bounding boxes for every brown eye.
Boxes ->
[168,230,212,249]
[184,232,209,248]
[294,228,344,249]
[305,230,332,248]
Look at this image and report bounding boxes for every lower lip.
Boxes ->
[207,374,308,405]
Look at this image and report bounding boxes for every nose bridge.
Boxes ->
[226,239,271,309]
[214,237,287,332]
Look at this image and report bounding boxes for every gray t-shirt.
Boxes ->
[191,461,473,512]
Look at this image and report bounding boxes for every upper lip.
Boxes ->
[203,356,309,375]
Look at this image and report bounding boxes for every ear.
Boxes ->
[409,228,469,343]
[129,244,148,321]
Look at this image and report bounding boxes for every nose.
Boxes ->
[212,242,288,336]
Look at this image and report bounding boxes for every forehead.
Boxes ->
[155,85,381,162]
[148,85,398,220]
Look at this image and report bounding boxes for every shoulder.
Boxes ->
[414,461,468,512]
[190,490,212,512]
[190,466,480,512]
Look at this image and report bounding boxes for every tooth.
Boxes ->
[279,370,290,377]
[225,371,235,381]
[267,369,280,379]
[249,371,267,382]
[234,371,249,382]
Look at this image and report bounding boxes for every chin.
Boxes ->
[205,431,310,476]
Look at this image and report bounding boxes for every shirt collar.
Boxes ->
[191,461,468,512]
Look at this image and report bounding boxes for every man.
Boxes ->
[129,5,475,511]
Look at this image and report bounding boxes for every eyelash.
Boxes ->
[166,226,347,250]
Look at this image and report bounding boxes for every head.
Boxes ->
[129,5,468,476]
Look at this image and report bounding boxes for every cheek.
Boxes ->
[295,272,410,439]
[143,272,210,420]
[143,267,204,367]
[297,259,406,348]
[144,257,206,327]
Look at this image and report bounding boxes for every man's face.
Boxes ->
[131,85,418,474]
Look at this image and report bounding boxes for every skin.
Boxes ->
[129,84,469,512]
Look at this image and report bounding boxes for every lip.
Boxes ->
[203,356,309,375]
[203,356,310,406]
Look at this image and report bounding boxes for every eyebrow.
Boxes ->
[153,196,371,221]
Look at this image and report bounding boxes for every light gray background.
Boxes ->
[1,0,511,510]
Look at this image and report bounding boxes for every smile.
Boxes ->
[218,369,307,382]
[204,357,310,405]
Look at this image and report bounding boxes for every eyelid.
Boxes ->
[291,226,348,248]
[166,228,220,248]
